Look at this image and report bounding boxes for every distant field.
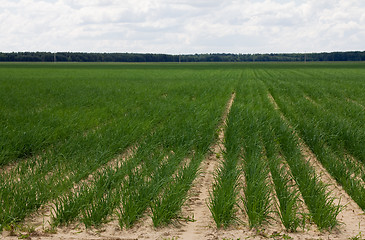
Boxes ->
[1,62,365,239]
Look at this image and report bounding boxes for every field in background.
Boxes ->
[1,62,364,239]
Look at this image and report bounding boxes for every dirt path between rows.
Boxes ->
[0,154,44,176]
[177,92,236,240]
[0,161,18,175]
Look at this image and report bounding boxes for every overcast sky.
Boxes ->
[1,0,364,54]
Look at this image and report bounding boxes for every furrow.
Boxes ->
[265,163,285,230]
[277,155,310,223]
[179,93,235,240]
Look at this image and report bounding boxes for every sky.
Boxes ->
[1,0,365,54]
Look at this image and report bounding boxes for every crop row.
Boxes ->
[259,68,365,211]
[210,69,344,231]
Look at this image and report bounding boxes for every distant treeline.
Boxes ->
[0,51,364,62]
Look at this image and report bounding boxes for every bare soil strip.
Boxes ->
[262,152,285,231]
[277,155,311,219]
[0,154,43,176]
[0,161,18,175]
[268,92,365,239]
[177,92,236,240]
[266,169,286,230]
[344,152,365,187]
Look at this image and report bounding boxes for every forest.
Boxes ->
[0,51,364,62]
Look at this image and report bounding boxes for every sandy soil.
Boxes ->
[0,161,18,175]
[0,154,43,176]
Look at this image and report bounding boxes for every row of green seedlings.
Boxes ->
[1,90,232,231]
[209,84,299,231]
[263,76,365,211]
[0,117,153,231]
[262,129,302,231]
[240,84,302,230]
[0,63,191,204]
[51,87,234,229]
[52,141,172,227]
[0,77,206,231]
[0,72,180,229]
[147,90,235,227]
[207,94,239,228]
[293,96,365,210]
[258,80,341,230]
[298,102,365,210]
[0,157,67,231]
[265,67,365,167]
[302,83,365,183]
[208,103,273,229]
[0,63,235,231]
[208,76,341,231]
[51,140,200,229]
[118,146,192,229]
[293,73,365,165]
[208,145,241,228]
[51,153,136,227]
[147,86,235,227]
[51,95,231,228]
[148,86,238,227]
[150,153,202,227]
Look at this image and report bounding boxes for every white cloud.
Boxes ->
[0,0,364,53]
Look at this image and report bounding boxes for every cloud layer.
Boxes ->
[1,0,364,53]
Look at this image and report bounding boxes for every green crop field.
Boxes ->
[1,62,365,239]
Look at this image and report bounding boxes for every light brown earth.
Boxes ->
[2,93,365,240]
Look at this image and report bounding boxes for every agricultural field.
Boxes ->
[0,62,365,239]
